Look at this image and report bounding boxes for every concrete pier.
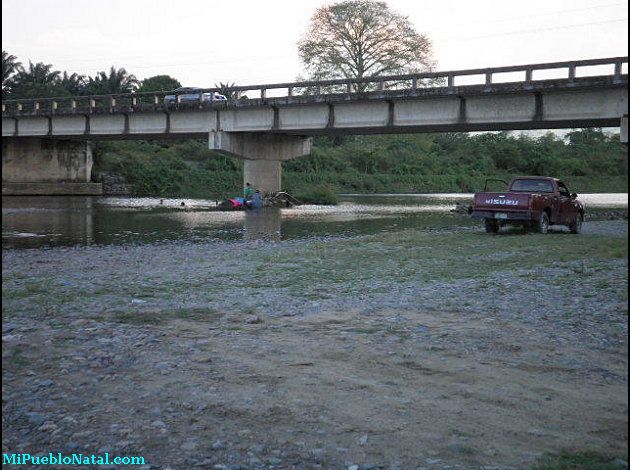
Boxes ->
[210,132,312,193]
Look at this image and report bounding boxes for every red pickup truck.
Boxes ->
[471,176,585,234]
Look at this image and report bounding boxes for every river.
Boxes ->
[2,193,627,249]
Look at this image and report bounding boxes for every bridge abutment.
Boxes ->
[210,132,311,194]
[2,137,102,195]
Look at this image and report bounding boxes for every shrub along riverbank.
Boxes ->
[93,129,628,202]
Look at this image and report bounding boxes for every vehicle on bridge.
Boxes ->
[471,176,585,234]
[163,87,227,106]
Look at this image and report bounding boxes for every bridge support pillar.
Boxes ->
[243,159,282,195]
[2,137,102,195]
[621,115,628,144]
[210,131,311,194]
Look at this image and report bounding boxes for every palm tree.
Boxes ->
[215,82,236,98]
[214,82,249,100]
[8,61,66,98]
[60,71,87,95]
[86,66,139,95]
[12,61,61,84]
[2,51,22,94]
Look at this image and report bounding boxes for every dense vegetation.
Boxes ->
[93,128,628,200]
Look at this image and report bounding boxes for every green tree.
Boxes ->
[298,0,434,89]
[215,82,237,99]
[2,51,21,94]
[59,71,87,95]
[8,61,69,99]
[138,74,181,93]
[85,66,139,94]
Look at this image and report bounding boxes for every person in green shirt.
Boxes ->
[243,182,255,200]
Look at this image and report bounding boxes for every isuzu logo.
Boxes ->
[485,198,519,205]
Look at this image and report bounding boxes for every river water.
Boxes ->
[2,193,627,249]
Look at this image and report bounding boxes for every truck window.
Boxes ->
[557,181,571,198]
[510,179,555,193]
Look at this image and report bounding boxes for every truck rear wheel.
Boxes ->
[537,212,550,234]
[484,219,499,233]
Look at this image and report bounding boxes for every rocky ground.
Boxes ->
[2,220,628,469]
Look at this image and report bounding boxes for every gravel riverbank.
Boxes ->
[2,221,628,469]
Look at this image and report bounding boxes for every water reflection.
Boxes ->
[244,208,282,241]
[2,196,95,248]
[2,193,627,249]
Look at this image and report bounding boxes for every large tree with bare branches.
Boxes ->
[298,0,434,86]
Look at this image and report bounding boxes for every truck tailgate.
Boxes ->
[473,192,530,211]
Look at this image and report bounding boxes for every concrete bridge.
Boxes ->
[2,57,628,195]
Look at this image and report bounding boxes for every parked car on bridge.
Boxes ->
[163,87,227,106]
[471,176,585,234]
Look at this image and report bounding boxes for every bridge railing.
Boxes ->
[2,57,627,117]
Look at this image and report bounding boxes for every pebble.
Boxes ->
[65,442,80,452]
[25,412,47,426]
[448,442,472,454]
[212,440,226,450]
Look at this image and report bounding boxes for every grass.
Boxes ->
[293,183,339,205]
[532,452,627,470]
[2,281,50,300]
[112,310,164,325]
[110,307,222,325]
[246,228,628,290]
[3,345,31,369]
[173,307,221,321]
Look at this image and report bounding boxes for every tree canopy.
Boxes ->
[7,60,70,98]
[2,51,21,94]
[3,53,145,99]
[138,75,181,93]
[298,0,434,86]
[84,66,139,95]
[59,71,87,96]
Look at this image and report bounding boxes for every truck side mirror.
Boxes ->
[571,193,578,199]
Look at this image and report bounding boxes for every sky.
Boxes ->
[2,0,628,88]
